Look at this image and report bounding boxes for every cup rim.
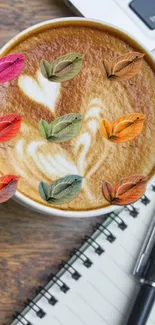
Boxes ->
[1,17,154,217]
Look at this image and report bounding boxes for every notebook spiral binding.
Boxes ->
[8,188,154,325]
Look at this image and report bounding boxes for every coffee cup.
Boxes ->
[0,17,154,217]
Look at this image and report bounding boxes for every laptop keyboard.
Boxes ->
[64,0,155,49]
[115,0,155,31]
[129,0,155,30]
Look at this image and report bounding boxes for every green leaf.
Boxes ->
[40,60,52,79]
[39,119,50,139]
[38,175,83,205]
[40,53,84,82]
[39,181,51,201]
[39,113,83,143]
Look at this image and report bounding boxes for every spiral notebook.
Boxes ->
[9,181,155,325]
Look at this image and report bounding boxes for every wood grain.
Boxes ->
[0,1,106,324]
[0,0,73,48]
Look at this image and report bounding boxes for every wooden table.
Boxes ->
[0,1,105,323]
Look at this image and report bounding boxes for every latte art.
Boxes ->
[18,70,61,114]
[0,23,155,211]
[14,96,103,202]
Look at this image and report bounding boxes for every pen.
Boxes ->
[126,216,155,325]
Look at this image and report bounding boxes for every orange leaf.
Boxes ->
[0,114,22,143]
[103,52,144,81]
[0,174,19,203]
[102,181,115,202]
[113,113,145,142]
[100,113,145,143]
[100,119,113,139]
[115,174,148,195]
[102,174,148,206]
[103,59,113,77]
[113,181,147,205]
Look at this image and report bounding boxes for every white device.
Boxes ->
[63,0,155,55]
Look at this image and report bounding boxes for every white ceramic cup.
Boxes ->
[1,17,155,218]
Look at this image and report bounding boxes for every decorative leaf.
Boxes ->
[102,174,148,205]
[102,181,115,202]
[0,114,22,143]
[100,113,145,143]
[40,53,83,82]
[102,59,113,77]
[103,52,144,81]
[38,181,51,202]
[54,61,74,76]
[40,60,51,79]
[0,174,19,203]
[39,119,49,139]
[100,119,113,139]
[39,113,83,142]
[39,175,83,205]
[0,54,25,83]
[114,174,147,192]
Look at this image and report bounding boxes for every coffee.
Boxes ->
[0,21,155,211]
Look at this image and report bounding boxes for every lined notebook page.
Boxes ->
[13,185,155,325]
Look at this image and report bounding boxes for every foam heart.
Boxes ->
[18,70,61,115]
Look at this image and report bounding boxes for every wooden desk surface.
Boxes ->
[0,1,105,323]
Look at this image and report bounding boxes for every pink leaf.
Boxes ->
[0,53,25,83]
[0,174,19,203]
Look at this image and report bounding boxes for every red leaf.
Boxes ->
[0,174,19,186]
[0,114,22,142]
[0,53,24,83]
[0,174,19,203]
